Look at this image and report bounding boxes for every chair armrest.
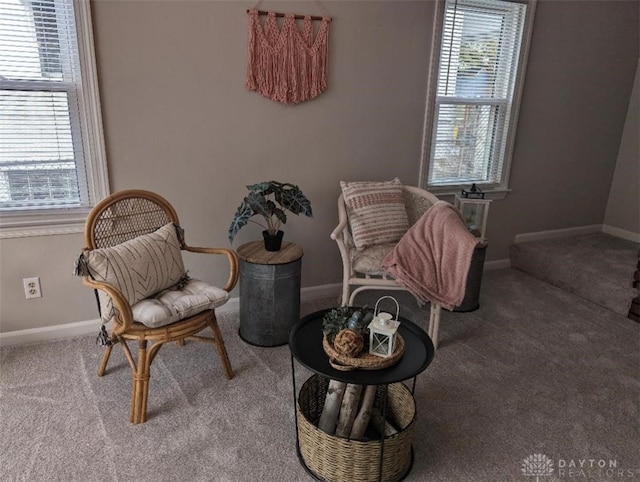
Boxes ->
[330,196,354,283]
[81,277,133,334]
[182,245,239,292]
[330,218,348,241]
[330,195,349,241]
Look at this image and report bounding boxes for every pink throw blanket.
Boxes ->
[382,201,480,310]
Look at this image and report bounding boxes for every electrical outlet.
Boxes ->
[23,277,42,299]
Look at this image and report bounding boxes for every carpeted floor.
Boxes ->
[510,233,639,316]
[1,268,639,482]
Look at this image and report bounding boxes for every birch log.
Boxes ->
[349,384,377,439]
[370,407,399,437]
[335,384,363,437]
[318,380,346,434]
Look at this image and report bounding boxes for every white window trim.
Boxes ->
[0,0,109,239]
[419,0,537,199]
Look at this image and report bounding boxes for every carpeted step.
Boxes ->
[509,232,639,316]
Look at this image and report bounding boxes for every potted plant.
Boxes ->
[228,181,313,251]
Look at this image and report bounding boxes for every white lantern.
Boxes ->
[454,191,492,244]
[368,297,401,358]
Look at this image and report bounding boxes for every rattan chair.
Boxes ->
[331,185,439,306]
[330,185,445,348]
[78,189,239,423]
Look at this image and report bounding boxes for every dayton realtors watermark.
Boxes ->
[522,454,639,480]
[557,458,638,479]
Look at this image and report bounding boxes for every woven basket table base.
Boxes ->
[296,374,416,482]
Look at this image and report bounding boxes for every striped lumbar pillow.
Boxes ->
[340,178,409,250]
[81,222,187,324]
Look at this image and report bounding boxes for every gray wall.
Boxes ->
[486,0,639,256]
[605,60,640,234]
[0,0,638,333]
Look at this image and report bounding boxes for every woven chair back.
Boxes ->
[84,190,179,249]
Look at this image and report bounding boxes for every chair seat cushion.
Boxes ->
[351,243,396,276]
[132,279,229,328]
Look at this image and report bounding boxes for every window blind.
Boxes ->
[0,0,86,209]
[428,0,527,187]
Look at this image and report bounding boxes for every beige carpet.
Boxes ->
[510,232,639,316]
[1,268,639,481]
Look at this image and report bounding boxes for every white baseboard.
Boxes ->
[0,283,344,347]
[0,319,98,347]
[216,296,239,315]
[514,224,640,245]
[602,224,640,243]
[514,224,602,244]
[484,259,511,270]
[301,283,342,301]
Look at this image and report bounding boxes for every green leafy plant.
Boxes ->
[228,181,313,243]
[321,306,353,342]
[322,306,373,344]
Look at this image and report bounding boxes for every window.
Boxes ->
[0,0,108,237]
[420,0,535,193]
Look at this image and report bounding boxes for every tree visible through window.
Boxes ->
[0,0,107,220]
[422,0,535,191]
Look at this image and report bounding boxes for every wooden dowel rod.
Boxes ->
[246,9,332,22]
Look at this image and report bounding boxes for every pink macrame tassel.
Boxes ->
[246,9,330,105]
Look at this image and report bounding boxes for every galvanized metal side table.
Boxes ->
[237,241,303,346]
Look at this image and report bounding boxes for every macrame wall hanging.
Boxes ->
[246,1,332,105]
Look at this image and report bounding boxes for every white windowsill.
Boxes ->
[427,187,511,201]
[0,208,90,239]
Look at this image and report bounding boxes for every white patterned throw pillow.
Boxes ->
[340,178,410,250]
[80,222,186,324]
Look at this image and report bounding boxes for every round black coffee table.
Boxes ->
[289,308,435,481]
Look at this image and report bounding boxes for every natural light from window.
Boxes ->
[422,0,534,193]
[0,0,82,209]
